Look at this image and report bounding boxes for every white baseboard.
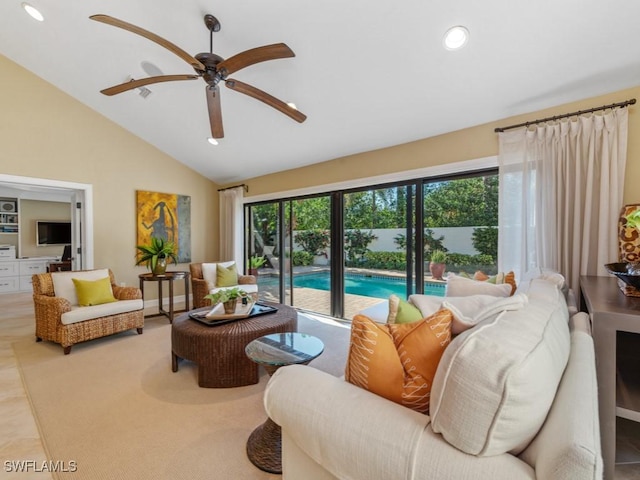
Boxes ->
[143,294,192,309]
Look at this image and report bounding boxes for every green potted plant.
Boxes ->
[135,236,178,275]
[429,249,448,281]
[204,287,249,314]
[248,255,267,276]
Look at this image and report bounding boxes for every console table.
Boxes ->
[139,271,190,323]
[580,275,640,480]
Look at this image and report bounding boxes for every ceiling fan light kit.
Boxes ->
[90,13,306,139]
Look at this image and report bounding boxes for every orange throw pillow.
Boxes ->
[345,309,453,414]
[504,271,517,295]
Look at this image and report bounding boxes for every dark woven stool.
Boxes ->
[171,302,297,388]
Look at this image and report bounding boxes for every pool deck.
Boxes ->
[256,266,446,320]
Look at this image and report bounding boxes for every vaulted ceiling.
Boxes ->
[2,1,640,184]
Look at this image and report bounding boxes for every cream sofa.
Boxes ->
[264,277,602,480]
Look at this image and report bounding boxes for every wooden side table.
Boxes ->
[47,260,72,272]
[139,271,190,323]
[580,275,640,480]
[245,332,324,474]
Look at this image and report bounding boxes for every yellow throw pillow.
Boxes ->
[216,262,238,287]
[72,276,117,306]
[345,309,453,414]
[387,294,424,324]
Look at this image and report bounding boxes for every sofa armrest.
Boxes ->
[33,294,72,338]
[33,294,72,317]
[518,312,602,479]
[265,365,534,480]
[191,277,210,308]
[112,285,142,300]
[238,274,256,285]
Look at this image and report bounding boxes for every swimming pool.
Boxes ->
[258,272,445,299]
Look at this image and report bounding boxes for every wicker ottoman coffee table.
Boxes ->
[171,302,297,388]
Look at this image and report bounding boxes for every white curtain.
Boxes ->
[498,107,628,291]
[219,186,245,269]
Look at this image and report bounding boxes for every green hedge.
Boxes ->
[346,251,406,270]
[291,251,314,266]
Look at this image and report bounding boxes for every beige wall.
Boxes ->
[0,55,220,294]
[19,200,71,258]
[242,87,640,207]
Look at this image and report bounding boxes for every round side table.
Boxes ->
[245,332,324,474]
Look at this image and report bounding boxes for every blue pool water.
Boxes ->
[259,272,445,299]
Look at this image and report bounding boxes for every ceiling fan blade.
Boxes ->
[217,43,295,77]
[206,86,224,138]
[100,75,199,96]
[225,79,306,123]
[90,14,206,71]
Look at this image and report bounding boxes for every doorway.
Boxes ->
[0,174,93,269]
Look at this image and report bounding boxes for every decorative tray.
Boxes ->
[188,302,278,327]
[605,262,640,289]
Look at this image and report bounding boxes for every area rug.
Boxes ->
[13,313,350,480]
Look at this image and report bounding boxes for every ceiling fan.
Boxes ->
[90,13,307,138]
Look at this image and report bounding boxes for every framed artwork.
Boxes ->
[136,190,191,263]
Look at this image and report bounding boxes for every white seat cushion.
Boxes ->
[208,283,258,295]
[430,282,570,456]
[356,299,389,323]
[60,299,143,325]
[51,269,111,306]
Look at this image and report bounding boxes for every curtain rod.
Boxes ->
[494,98,636,133]
[217,183,248,193]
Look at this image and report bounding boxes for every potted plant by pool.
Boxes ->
[135,236,178,276]
[429,249,448,281]
[248,254,267,276]
[205,287,249,314]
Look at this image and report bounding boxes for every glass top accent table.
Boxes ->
[245,332,324,473]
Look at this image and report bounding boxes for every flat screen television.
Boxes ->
[36,221,71,246]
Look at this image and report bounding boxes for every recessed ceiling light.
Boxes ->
[443,25,469,51]
[22,3,43,21]
[207,137,219,145]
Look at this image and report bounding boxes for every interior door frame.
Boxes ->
[0,174,93,269]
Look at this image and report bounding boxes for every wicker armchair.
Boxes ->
[32,269,144,354]
[190,262,257,308]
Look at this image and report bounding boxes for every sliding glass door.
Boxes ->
[289,196,332,315]
[245,194,333,315]
[342,185,414,319]
[245,169,498,320]
[422,173,499,284]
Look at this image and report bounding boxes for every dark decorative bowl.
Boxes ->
[605,262,640,289]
